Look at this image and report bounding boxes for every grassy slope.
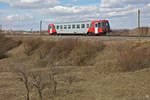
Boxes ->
[0,38,150,100]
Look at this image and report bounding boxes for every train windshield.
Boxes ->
[102,22,110,28]
[105,22,110,28]
[95,23,103,28]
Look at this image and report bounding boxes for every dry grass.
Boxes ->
[117,45,150,72]
[26,39,105,66]
[70,40,105,65]
[0,34,21,59]
[1,37,150,100]
[110,27,150,36]
[23,38,43,56]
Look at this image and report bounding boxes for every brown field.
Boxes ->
[1,33,150,100]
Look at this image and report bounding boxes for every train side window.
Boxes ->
[68,25,71,29]
[86,24,89,28]
[90,24,92,28]
[57,25,59,29]
[81,24,85,28]
[72,24,75,29]
[60,25,63,29]
[64,25,67,29]
[77,24,80,29]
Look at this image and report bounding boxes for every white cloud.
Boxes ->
[73,0,79,2]
[6,14,34,21]
[0,0,60,8]
[37,5,98,17]
[100,0,150,8]
[20,0,40,3]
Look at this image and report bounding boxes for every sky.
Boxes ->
[0,0,150,31]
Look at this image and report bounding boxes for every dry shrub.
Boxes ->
[23,38,43,56]
[31,41,57,68]
[110,27,150,36]
[71,40,105,66]
[25,39,105,66]
[48,39,78,63]
[38,41,56,59]
[34,39,78,67]
[109,29,130,36]
[130,27,150,36]
[0,34,21,59]
[117,47,150,72]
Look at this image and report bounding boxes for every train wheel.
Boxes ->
[103,32,106,36]
[52,32,57,35]
[87,32,93,36]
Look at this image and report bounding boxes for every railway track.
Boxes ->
[4,34,150,40]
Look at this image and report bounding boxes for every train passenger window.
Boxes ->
[81,24,85,28]
[90,24,92,28]
[57,25,59,29]
[60,25,63,29]
[77,24,80,29]
[87,24,89,28]
[72,24,75,29]
[68,25,71,29]
[64,25,67,29]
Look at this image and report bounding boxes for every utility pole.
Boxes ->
[0,25,2,31]
[137,9,142,39]
[40,20,42,35]
[138,9,140,28]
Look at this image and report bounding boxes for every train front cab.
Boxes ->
[88,20,110,36]
[48,24,57,35]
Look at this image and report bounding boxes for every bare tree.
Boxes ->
[14,67,31,100]
[64,75,76,94]
[38,49,46,59]
[48,66,58,97]
[23,38,42,56]
[31,72,47,100]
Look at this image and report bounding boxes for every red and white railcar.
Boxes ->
[48,20,110,35]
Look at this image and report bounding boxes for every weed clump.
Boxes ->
[23,38,43,56]
[70,40,105,66]
[117,47,150,72]
[49,39,77,63]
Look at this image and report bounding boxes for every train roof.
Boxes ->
[49,20,109,25]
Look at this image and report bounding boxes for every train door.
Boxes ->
[95,23,98,34]
[48,25,52,33]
